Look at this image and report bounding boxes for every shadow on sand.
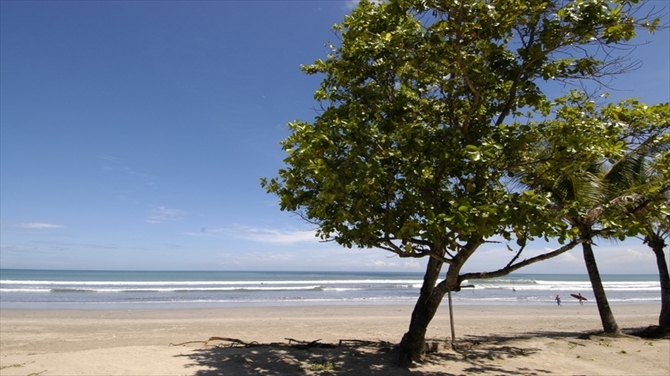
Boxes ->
[172,330,587,375]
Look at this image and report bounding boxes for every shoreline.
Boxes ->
[1,297,660,310]
[2,303,668,375]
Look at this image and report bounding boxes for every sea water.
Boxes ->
[0,269,661,309]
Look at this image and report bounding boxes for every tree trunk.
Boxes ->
[582,240,621,334]
[396,256,446,366]
[647,232,670,328]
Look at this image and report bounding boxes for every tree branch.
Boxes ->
[505,242,526,269]
[459,239,583,282]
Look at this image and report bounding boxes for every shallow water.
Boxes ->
[0,269,661,309]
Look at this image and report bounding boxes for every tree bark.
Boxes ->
[647,232,670,328]
[396,256,446,366]
[582,240,621,334]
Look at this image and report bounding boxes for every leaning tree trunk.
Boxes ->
[647,232,670,328]
[396,256,446,366]
[582,240,621,334]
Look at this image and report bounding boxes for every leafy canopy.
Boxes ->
[262,0,661,261]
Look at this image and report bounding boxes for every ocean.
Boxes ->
[0,269,661,309]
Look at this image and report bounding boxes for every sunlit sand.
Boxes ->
[1,304,667,375]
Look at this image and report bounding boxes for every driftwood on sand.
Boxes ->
[169,336,393,350]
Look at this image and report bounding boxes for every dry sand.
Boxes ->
[1,303,668,375]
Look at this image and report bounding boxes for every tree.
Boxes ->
[519,98,669,335]
[262,0,660,365]
[642,184,670,330]
[645,218,670,329]
[517,95,621,335]
[603,102,670,329]
[605,101,669,330]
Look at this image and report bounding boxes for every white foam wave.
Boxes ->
[2,286,325,293]
[322,287,363,292]
[0,279,422,286]
[475,280,659,292]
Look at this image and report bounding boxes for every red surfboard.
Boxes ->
[570,294,587,300]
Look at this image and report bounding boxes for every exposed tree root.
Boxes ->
[631,325,670,339]
[578,331,627,339]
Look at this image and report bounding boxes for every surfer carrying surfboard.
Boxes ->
[571,293,587,305]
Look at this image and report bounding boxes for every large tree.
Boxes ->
[263,0,659,365]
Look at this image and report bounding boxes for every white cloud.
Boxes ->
[595,247,656,273]
[209,245,425,272]
[617,248,655,263]
[233,226,319,244]
[365,259,401,269]
[146,206,187,224]
[187,225,319,244]
[552,248,582,264]
[17,222,64,229]
[223,226,319,244]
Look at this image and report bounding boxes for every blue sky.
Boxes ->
[1,1,668,273]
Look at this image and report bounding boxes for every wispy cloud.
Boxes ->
[601,247,655,269]
[146,206,187,224]
[123,167,155,185]
[210,246,423,271]
[98,154,121,163]
[99,155,155,185]
[363,255,421,270]
[17,222,64,229]
[237,227,319,243]
[190,225,319,244]
[553,248,582,264]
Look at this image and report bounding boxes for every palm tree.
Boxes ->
[521,98,669,335]
[550,142,666,335]
[644,223,669,329]
[606,118,669,330]
[548,169,621,334]
[622,164,669,330]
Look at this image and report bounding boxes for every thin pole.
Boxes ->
[448,290,455,346]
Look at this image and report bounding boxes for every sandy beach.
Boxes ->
[1,303,668,375]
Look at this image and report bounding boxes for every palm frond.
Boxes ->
[552,170,605,205]
[605,149,649,192]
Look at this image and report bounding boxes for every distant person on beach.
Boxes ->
[571,293,587,305]
[555,295,561,306]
